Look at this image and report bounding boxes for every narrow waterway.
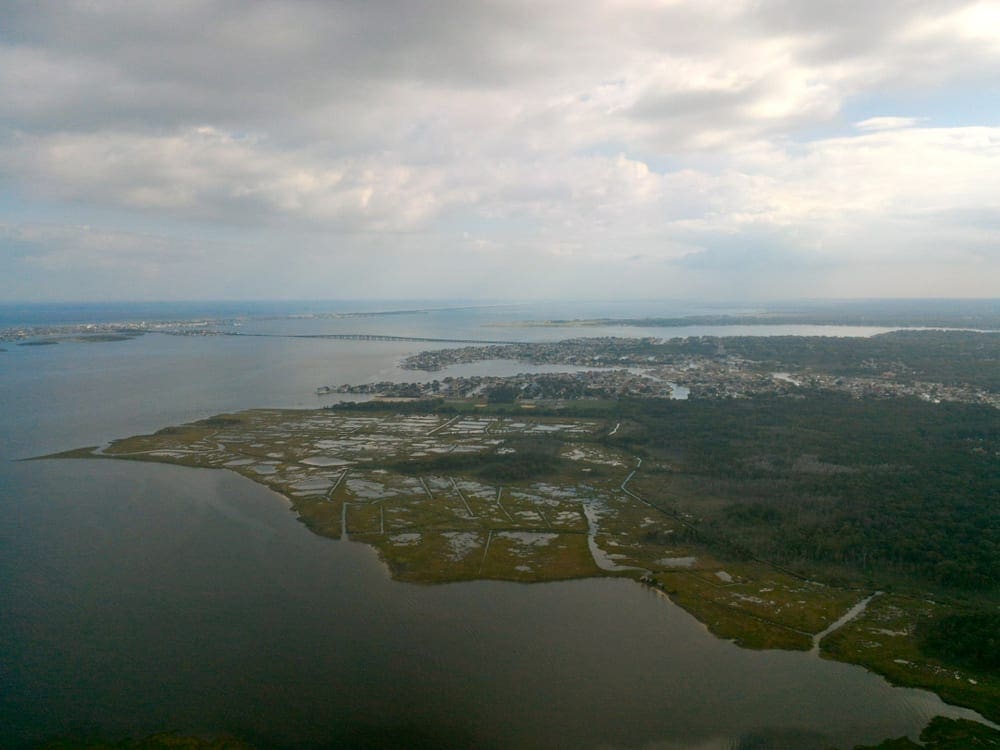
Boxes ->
[812,592,883,655]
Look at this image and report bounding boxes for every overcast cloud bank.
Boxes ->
[2,1,999,300]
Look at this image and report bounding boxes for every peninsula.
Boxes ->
[48,383,999,727]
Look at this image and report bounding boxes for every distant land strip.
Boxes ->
[229,332,522,345]
[488,312,1000,329]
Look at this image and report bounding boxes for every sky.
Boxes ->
[2,0,999,302]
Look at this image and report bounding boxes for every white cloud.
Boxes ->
[1,223,205,272]
[854,116,924,131]
[2,1,999,299]
[4,128,474,230]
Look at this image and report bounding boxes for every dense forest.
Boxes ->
[919,612,1000,672]
[616,393,998,591]
[389,437,566,482]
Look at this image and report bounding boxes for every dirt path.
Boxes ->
[450,477,475,518]
[495,486,514,521]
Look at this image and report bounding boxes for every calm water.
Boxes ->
[0,305,987,749]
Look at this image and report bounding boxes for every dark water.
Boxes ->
[0,307,987,749]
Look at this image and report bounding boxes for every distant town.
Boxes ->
[322,333,1000,408]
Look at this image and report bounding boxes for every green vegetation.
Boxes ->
[391,440,564,482]
[64,333,144,343]
[613,393,998,591]
[651,562,855,650]
[920,611,1000,672]
[848,716,1000,749]
[39,733,253,749]
[821,593,1000,722]
[12,332,142,347]
[484,383,520,403]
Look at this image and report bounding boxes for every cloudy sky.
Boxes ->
[2,0,999,301]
